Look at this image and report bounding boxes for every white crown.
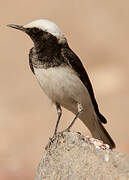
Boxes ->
[24,19,66,44]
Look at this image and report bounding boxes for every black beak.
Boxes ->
[7,24,26,32]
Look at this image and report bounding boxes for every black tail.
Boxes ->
[91,117,115,149]
[98,113,107,124]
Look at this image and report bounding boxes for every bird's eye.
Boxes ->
[32,27,40,34]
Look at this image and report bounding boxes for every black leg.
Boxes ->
[65,103,83,131]
[54,103,62,135]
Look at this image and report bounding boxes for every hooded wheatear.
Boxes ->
[8,19,115,149]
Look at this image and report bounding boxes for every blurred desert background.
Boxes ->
[1,0,129,179]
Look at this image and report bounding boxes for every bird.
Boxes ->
[7,19,115,149]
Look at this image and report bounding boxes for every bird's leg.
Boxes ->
[64,103,84,132]
[54,103,62,135]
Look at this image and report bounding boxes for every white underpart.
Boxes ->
[34,66,114,148]
[24,19,66,44]
[34,66,95,125]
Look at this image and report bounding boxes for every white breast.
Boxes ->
[34,66,93,112]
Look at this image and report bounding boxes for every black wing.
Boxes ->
[29,48,35,74]
[61,45,107,124]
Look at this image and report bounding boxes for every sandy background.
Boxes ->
[1,0,129,179]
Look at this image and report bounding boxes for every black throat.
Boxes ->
[34,33,61,53]
[28,30,67,69]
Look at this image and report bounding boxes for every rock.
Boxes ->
[35,131,129,180]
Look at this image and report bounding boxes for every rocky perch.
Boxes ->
[35,131,129,180]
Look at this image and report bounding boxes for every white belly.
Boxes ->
[34,66,93,114]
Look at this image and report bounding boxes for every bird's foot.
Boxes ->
[45,134,57,150]
[59,128,71,134]
[46,129,70,150]
[49,133,57,143]
[50,129,70,142]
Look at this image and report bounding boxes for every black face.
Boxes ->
[26,27,59,51]
[26,27,45,41]
[7,24,63,52]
